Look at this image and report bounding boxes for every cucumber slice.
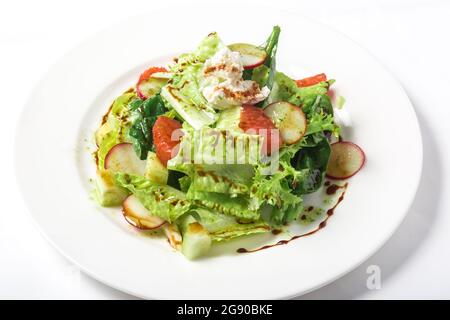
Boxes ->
[94,169,128,207]
[180,216,211,260]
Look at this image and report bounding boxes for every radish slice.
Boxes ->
[164,224,182,250]
[104,143,147,175]
[122,195,166,230]
[326,141,365,179]
[263,102,307,145]
[228,43,267,69]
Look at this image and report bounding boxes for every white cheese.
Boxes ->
[201,47,269,109]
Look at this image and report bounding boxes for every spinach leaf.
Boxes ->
[128,94,167,160]
[291,133,331,194]
[243,25,280,90]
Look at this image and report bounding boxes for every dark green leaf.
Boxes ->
[291,133,331,194]
[128,94,167,160]
[167,170,186,190]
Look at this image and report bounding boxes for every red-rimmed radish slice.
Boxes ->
[122,195,166,230]
[263,101,307,145]
[136,67,168,99]
[296,73,327,87]
[164,224,182,250]
[326,141,365,179]
[104,143,146,175]
[228,43,267,69]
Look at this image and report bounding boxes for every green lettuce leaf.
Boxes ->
[250,160,305,227]
[96,92,136,169]
[115,173,190,223]
[161,33,225,129]
[215,106,242,131]
[266,71,332,113]
[168,127,263,171]
[306,111,340,137]
[192,208,269,242]
[190,164,254,195]
[168,127,261,199]
[302,92,333,116]
[187,189,259,221]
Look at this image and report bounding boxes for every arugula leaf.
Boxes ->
[128,94,167,160]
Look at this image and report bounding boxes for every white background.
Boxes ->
[1,0,449,299]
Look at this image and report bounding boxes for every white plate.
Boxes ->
[15,7,422,299]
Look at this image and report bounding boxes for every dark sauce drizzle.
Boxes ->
[237,182,349,254]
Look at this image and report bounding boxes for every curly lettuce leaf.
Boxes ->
[250,160,305,226]
[115,173,190,223]
[306,111,340,137]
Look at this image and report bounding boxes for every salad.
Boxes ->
[93,26,365,259]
